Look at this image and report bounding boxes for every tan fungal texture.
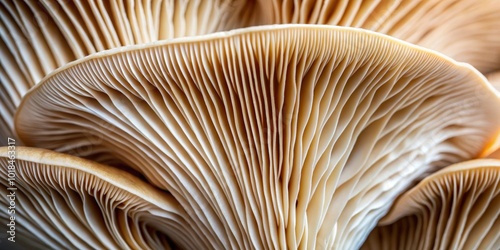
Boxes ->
[0,0,257,145]
[361,159,500,250]
[3,0,500,143]
[15,25,500,249]
[258,0,500,73]
[0,146,214,249]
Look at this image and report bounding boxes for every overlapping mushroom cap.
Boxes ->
[14,25,500,248]
[0,0,256,144]
[258,0,500,73]
[362,159,500,250]
[0,146,213,249]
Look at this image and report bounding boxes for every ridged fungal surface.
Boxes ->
[3,0,500,145]
[0,146,212,249]
[362,159,500,250]
[0,0,256,144]
[15,25,500,249]
[258,0,500,73]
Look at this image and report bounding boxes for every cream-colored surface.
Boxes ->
[3,0,500,144]
[258,0,500,73]
[0,0,256,144]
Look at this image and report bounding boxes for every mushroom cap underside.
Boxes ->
[14,25,500,249]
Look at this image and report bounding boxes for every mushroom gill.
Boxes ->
[361,159,500,250]
[257,0,500,73]
[0,0,256,145]
[0,146,212,249]
[15,25,500,249]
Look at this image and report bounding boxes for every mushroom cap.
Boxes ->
[361,159,500,250]
[0,0,256,145]
[258,0,500,73]
[15,25,500,249]
[0,146,213,249]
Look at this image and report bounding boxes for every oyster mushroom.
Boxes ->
[15,25,500,248]
[0,146,212,249]
[0,0,256,144]
[362,159,500,250]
